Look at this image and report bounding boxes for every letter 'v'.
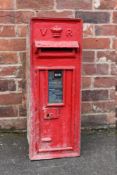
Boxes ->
[40,28,47,36]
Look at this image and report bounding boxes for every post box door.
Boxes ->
[36,68,76,153]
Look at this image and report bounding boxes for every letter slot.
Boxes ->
[35,41,79,57]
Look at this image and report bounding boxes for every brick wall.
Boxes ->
[0,0,116,130]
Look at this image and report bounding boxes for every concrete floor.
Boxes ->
[0,130,116,175]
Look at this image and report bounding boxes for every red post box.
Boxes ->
[28,18,83,160]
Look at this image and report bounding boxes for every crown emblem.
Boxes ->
[51,26,63,37]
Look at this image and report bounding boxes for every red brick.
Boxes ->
[0,53,18,64]
[94,77,115,88]
[82,101,115,114]
[113,12,117,23]
[107,112,116,125]
[97,51,117,63]
[18,80,22,91]
[56,0,92,10]
[0,80,16,91]
[75,11,110,24]
[83,64,96,75]
[82,114,111,128]
[83,64,109,75]
[95,25,117,36]
[37,11,74,18]
[0,39,26,51]
[0,11,34,24]
[0,11,15,23]
[19,52,26,79]
[16,66,23,78]
[0,0,14,10]
[109,89,115,100]
[82,90,108,101]
[111,64,117,75]
[0,117,26,130]
[18,79,26,91]
[19,104,27,116]
[83,38,110,49]
[81,102,92,114]
[82,77,92,89]
[83,24,93,37]
[0,106,18,117]
[0,66,22,77]
[113,39,117,49]
[19,52,26,62]
[15,11,34,24]
[0,25,15,37]
[17,0,54,10]
[94,0,117,9]
[0,66,17,77]
[17,25,27,37]
[0,93,22,105]
[96,64,109,75]
[93,102,115,113]
[83,51,95,63]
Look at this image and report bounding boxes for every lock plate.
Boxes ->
[43,108,60,120]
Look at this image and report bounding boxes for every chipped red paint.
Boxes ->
[29,18,83,160]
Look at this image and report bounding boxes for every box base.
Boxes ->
[30,151,80,160]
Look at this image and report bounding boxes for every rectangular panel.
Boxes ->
[37,69,75,153]
[36,48,76,58]
[48,70,63,104]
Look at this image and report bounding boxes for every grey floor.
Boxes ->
[0,130,116,175]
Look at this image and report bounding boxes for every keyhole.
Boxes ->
[47,113,50,118]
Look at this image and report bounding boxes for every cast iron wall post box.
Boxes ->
[28,18,82,160]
